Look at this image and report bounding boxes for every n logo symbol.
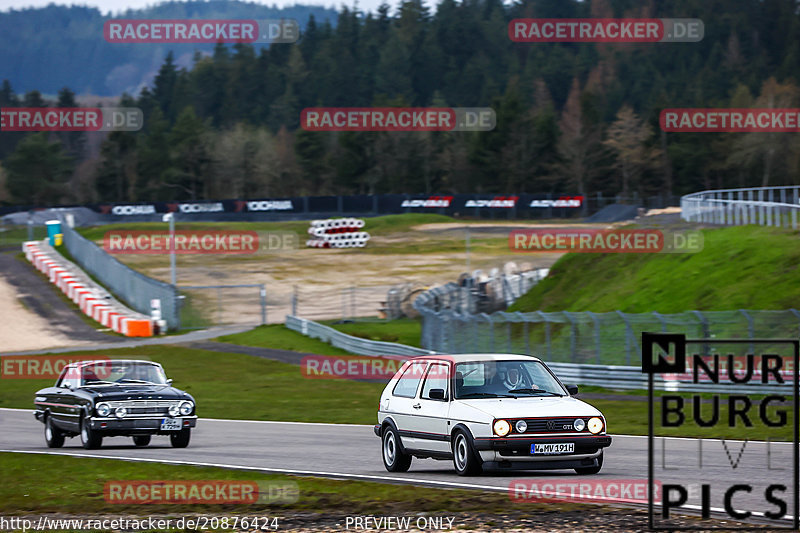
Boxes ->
[642,332,686,374]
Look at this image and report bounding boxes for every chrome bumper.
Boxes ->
[87,415,197,431]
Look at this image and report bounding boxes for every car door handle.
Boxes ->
[412,403,421,409]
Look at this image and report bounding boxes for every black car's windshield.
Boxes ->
[454,360,564,399]
[78,362,168,387]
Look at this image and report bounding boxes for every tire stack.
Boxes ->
[306,218,370,248]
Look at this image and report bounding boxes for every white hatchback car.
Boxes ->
[375,354,611,476]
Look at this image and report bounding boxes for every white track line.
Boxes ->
[0,449,793,523]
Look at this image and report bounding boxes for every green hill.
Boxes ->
[509,225,800,313]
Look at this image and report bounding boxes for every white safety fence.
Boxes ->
[681,186,800,228]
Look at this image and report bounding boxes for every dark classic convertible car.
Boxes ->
[34,359,197,449]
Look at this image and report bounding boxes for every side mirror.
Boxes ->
[429,389,446,400]
[566,384,579,395]
[166,379,173,385]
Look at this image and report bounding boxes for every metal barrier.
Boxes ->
[681,186,800,227]
[60,221,179,329]
[285,316,793,394]
[285,315,434,356]
[413,307,800,366]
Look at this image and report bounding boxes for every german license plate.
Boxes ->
[532,442,574,455]
[160,418,181,431]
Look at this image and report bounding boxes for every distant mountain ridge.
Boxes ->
[0,1,338,96]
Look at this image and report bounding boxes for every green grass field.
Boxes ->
[0,452,532,516]
[216,324,352,355]
[322,318,423,347]
[510,225,800,313]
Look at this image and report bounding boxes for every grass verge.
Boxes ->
[322,318,423,347]
[511,225,800,313]
[0,452,539,516]
[216,324,352,356]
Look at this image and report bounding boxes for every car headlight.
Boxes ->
[588,417,604,434]
[96,403,110,417]
[168,404,180,417]
[573,418,586,432]
[179,401,193,416]
[515,420,528,433]
[493,419,510,437]
[114,406,127,418]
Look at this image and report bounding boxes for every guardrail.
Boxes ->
[681,186,800,227]
[285,317,793,394]
[59,219,179,329]
[285,315,434,357]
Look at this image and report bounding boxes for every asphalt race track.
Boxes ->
[0,408,795,526]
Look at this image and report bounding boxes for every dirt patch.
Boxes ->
[0,273,88,352]
[115,246,562,325]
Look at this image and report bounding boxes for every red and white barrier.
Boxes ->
[22,241,155,337]
[306,218,370,249]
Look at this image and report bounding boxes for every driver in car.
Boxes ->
[485,362,539,393]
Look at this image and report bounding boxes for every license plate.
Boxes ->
[160,418,181,431]
[532,442,574,455]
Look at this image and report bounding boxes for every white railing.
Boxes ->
[285,316,794,394]
[681,186,800,228]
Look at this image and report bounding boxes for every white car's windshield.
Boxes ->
[454,360,564,399]
[77,362,168,386]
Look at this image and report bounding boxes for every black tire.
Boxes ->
[452,429,482,476]
[80,415,103,449]
[575,450,604,475]
[170,428,191,448]
[133,435,151,447]
[44,415,64,448]
[381,426,412,472]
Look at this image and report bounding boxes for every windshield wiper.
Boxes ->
[458,392,516,398]
[507,388,563,397]
[82,381,119,387]
[118,379,155,384]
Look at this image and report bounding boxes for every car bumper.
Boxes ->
[86,416,197,434]
[374,424,381,437]
[473,434,611,463]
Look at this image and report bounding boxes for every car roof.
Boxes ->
[412,353,543,364]
[66,359,160,368]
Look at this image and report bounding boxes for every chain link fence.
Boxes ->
[415,307,800,364]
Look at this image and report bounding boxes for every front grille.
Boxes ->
[519,418,584,433]
[104,400,179,416]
